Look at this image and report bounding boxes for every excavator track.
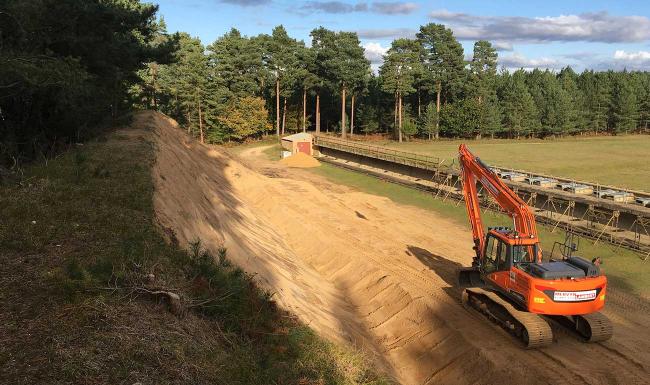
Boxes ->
[550,312,613,342]
[577,312,613,342]
[463,287,553,348]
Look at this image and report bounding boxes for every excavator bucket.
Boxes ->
[458,267,483,287]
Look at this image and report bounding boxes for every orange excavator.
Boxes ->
[457,144,612,348]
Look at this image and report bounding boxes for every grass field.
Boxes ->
[375,135,650,191]
[307,163,650,298]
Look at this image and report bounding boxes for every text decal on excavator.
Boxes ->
[553,290,597,302]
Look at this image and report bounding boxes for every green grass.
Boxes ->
[309,163,650,298]
[0,130,390,385]
[263,143,283,161]
[377,135,650,191]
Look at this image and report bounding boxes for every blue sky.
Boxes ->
[155,0,650,72]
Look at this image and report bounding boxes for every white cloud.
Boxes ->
[371,2,418,15]
[499,52,562,71]
[362,42,389,73]
[220,0,271,5]
[300,1,368,14]
[614,50,650,61]
[428,10,650,44]
[492,41,513,51]
[356,28,416,39]
[299,1,418,15]
[363,42,389,64]
[607,50,650,70]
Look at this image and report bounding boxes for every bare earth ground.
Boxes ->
[140,112,649,385]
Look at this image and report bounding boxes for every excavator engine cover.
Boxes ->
[566,256,601,277]
[528,261,586,279]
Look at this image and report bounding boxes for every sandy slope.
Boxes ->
[137,112,649,385]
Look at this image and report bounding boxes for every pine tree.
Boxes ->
[558,67,587,134]
[264,25,301,136]
[208,29,265,99]
[637,73,650,131]
[609,72,638,134]
[439,99,482,138]
[416,23,465,137]
[309,27,337,134]
[499,70,539,138]
[541,72,571,137]
[294,45,319,132]
[0,0,175,162]
[327,32,369,138]
[420,103,439,139]
[379,38,421,142]
[159,33,210,141]
[578,70,611,133]
[469,40,498,102]
[469,40,500,138]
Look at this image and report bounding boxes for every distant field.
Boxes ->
[376,135,650,191]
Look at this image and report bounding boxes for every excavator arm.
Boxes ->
[458,144,540,263]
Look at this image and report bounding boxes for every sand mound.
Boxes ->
[139,110,650,385]
[279,152,320,168]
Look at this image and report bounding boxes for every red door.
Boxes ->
[297,141,311,155]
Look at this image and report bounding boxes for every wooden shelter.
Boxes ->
[281,133,313,156]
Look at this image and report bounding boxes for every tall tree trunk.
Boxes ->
[394,93,398,139]
[398,92,403,143]
[151,64,157,110]
[198,97,204,144]
[435,81,441,140]
[282,98,287,135]
[275,79,280,136]
[302,88,307,132]
[418,90,421,118]
[187,110,191,134]
[341,86,347,138]
[350,94,355,135]
[316,93,321,134]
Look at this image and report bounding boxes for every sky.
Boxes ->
[155,0,650,72]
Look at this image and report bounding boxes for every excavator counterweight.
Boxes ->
[456,144,612,347]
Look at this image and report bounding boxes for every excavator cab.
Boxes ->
[459,228,539,287]
[483,229,539,268]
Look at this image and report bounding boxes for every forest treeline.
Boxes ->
[2,1,650,166]
[0,0,175,165]
[137,23,650,144]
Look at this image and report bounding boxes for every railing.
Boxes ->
[314,135,446,172]
[486,164,650,202]
[314,135,650,208]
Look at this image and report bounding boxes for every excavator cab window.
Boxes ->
[511,244,538,265]
[483,235,508,273]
